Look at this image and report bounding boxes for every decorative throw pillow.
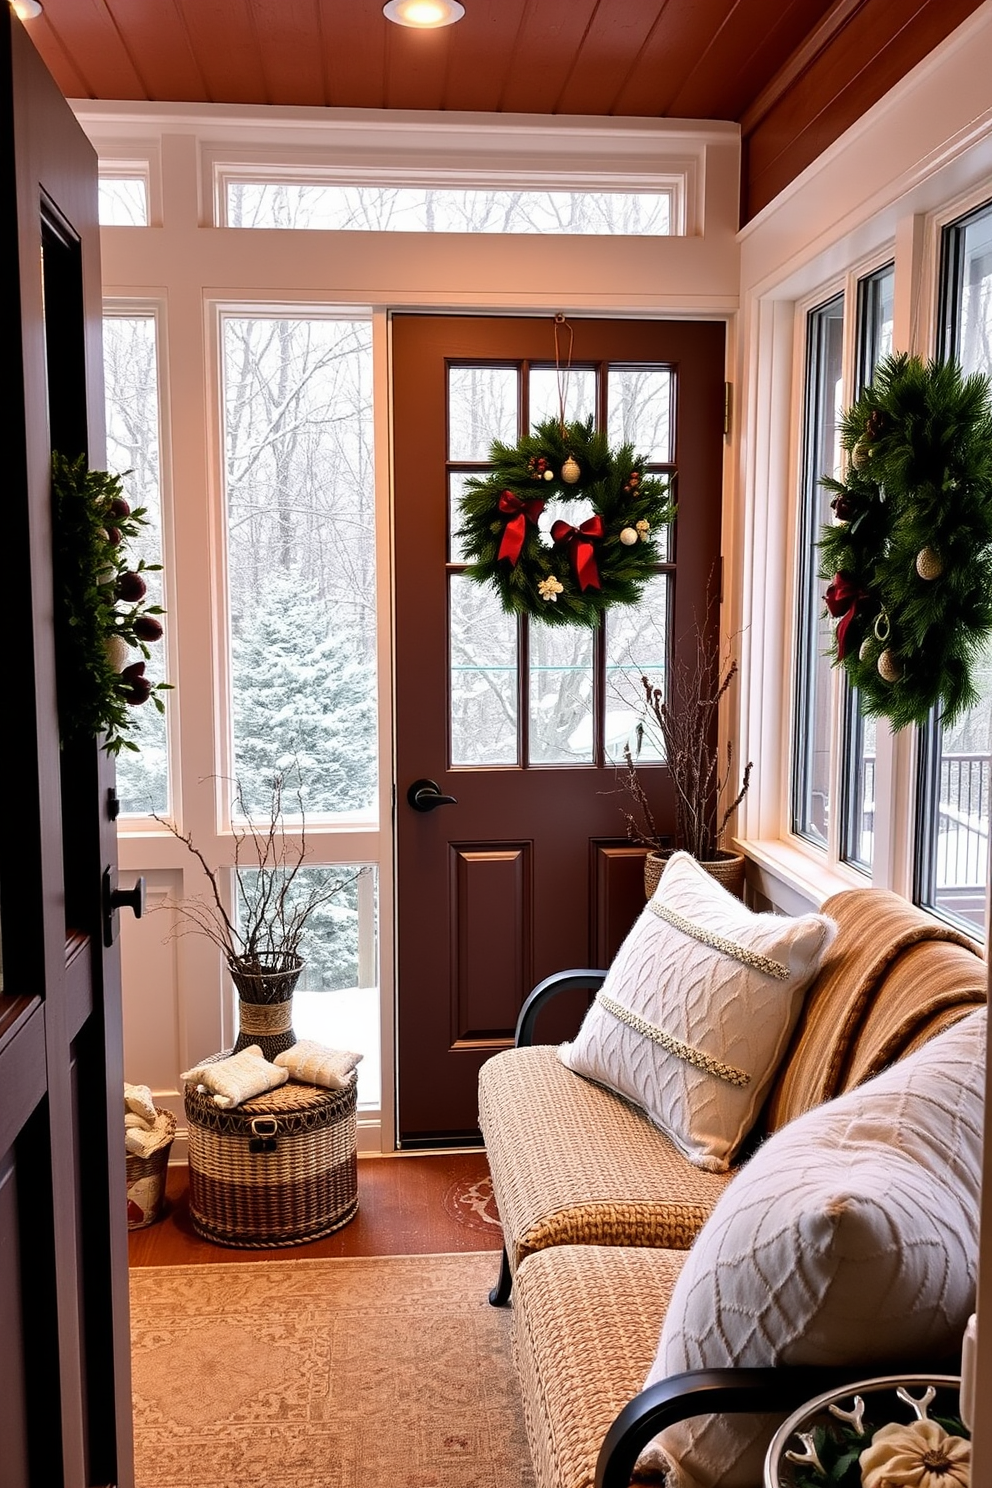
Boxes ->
[639,1007,985,1488]
[559,852,837,1171]
[180,1045,289,1109]
[274,1039,363,1090]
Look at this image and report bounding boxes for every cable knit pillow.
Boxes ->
[274,1039,363,1090]
[559,852,837,1171]
[181,1045,288,1109]
[639,1007,985,1488]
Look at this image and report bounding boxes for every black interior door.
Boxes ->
[0,14,133,1488]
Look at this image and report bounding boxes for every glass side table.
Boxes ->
[765,1373,968,1488]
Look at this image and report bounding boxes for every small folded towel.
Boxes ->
[125,1110,174,1158]
[181,1045,289,1109]
[124,1082,157,1124]
[274,1039,363,1090]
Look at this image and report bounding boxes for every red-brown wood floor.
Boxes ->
[128,1153,502,1266]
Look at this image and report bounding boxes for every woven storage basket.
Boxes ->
[184,1065,358,1247]
[644,849,746,901]
[126,1108,177,1229]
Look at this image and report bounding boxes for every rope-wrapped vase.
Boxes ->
[229,952,304,1062]
[643,849,745,902]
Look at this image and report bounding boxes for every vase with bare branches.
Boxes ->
[619,626,752,899]
[158,769,359,1060]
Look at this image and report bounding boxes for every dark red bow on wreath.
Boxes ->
[824,572,869,660]
[497,490,546,566]
[551,514,604,591]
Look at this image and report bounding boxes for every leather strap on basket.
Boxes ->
[649,901,790,980]
[595,990,751,1087]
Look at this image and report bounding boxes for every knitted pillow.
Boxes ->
[274,1039,362,1090]
[559,852,837,1171]
[180,1045,288,1109]
[639,1007,985,1488]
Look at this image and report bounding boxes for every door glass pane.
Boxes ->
[449,574,518,764]
[607,367,674,463]
[528,366,596,428]
[529,625,594,763]
[449,472,472,562]
[103,312,169,816]
[448,366,517,459]
[793,294,845,845]
[605,573,669,763]
[224,316,377,820]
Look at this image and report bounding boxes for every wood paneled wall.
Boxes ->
[741,0,987,223]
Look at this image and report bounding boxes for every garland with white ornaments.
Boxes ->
[457,417,675,627]
[818,353,992,730]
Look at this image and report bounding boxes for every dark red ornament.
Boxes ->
[133,614,164,642]
[118,570,147,602]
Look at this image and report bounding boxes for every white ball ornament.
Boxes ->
[105,635,131,672]
[543,468,554,481]
[619,527,638,546]
[561,456,581,485]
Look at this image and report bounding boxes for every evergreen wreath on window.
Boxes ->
[457,415,676,627]
[52,452,170,754]
[818,352,992,730]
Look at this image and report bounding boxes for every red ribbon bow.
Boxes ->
[497,491,546,566]
[551,514,605,591]
[824,572,869,660]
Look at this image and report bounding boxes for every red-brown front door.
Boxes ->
[392,316,725,1144]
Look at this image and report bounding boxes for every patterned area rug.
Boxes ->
[130,1253,534,1488]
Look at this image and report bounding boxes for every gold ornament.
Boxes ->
[859,1419,970,1488]
[859,637,874,662]
[874,609,892,644]
[537,575,564,603]
[877,649,902,682]
[916,546,944,580]
[635,519,650,540]
[561,456,581,484]
[619,527,638,546]
[543,468,554,481]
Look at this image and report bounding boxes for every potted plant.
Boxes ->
[159,768,361,1060]
[618,624,752,899]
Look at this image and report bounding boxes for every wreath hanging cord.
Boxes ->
[818,352,992,730]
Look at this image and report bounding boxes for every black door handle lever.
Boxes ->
[407,778,458,812]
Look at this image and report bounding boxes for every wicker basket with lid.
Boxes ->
[184,1062,358,1247]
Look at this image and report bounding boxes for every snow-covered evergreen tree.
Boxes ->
[232,570,376,818]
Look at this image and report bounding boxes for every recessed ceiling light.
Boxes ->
[383,0,464,28]
[10,0,43,17]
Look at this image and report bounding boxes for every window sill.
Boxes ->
[737,838,869,915]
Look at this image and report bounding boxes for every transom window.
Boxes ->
[223,179,678,236]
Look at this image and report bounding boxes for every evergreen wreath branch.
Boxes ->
[818,353,992,730]
[457,416,676,627]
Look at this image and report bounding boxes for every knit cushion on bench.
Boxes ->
[560,852,837,1172]
[513,1243,687,1488]
[479,1044,733,1276]
[638,1006,985,1488]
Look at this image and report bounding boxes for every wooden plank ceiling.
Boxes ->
[25,0,986,221]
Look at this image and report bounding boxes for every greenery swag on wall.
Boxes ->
[818,353,992,731]
[52,453,168,753]
[457,416,675,627]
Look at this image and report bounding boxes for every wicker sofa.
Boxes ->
[478,886,987,1488]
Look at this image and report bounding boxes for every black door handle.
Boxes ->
[407,778,458,812]
[102,867,147,946]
